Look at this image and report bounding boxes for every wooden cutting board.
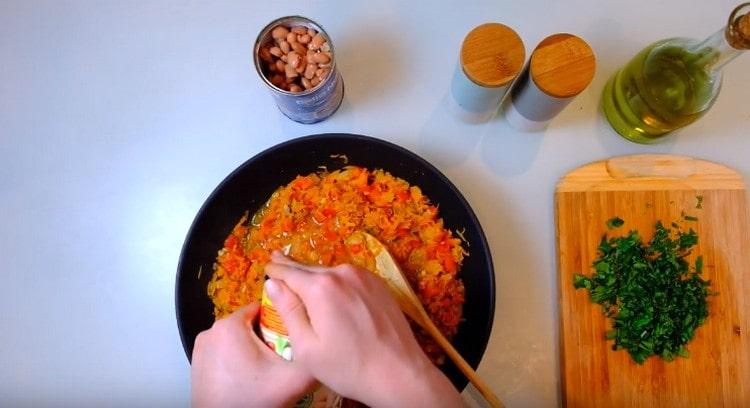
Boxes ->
[556,155,750,407]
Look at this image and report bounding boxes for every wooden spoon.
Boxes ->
[361,232,504,408]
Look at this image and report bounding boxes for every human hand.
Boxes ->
[264,252,465,407]
[191,302,316,408]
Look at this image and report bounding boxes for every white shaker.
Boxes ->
[503,33,596,132]
[450,23,525,123]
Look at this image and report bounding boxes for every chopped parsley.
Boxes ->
[695,195,704,209]
[573,220,712,364]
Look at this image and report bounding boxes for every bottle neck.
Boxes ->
[690,28,743,73]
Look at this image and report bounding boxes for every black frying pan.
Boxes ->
[175,133,495,390]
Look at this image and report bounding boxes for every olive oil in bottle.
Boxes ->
[603,3,750,143]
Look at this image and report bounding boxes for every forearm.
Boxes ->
[358,358,466,408]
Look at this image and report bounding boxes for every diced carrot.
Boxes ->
[422,282,441,298]
[224,234,239,249]
[408,240,422,250]
[359,184,373,194]
[260,223,272,236]
[443,256,458,274]
[312,210,326,224]
[247,248,262,261]
[292,176,314,190]
[282,218,294,233]
[324,229,338,241]
[223,258,238,273]
[322,207,336,218]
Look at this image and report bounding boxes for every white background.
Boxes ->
[2,1,748,406]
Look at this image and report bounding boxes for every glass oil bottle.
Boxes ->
[602,3,750,143]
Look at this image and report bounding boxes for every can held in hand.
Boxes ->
[260,284,343,408]
[259,288,293,360]
[254,16,344,124]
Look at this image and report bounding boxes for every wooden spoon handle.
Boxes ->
[423,316,504,408]
[362,231,503,407]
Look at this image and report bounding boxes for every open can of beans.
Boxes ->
[254,16,344,124]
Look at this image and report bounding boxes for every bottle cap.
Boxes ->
[460,23,525,88]
[529,33,596,98]
[727,4,750,49]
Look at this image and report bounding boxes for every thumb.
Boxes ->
[239,302,261,329]
[264,278,315,343]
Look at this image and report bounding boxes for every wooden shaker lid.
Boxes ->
[530,33,596,98]
[460,23,525,88]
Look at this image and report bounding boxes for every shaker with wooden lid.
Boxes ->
[503,33,596,131]
[450,23,526,123]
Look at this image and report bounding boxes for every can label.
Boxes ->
[260,289,293,360]
[271,69,344,124]
[259,287,343,408]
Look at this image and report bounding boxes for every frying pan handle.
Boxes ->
[606,155,697,179]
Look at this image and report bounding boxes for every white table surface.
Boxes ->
[2,1,749,406]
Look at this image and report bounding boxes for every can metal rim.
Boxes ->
[253,15,338,96]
